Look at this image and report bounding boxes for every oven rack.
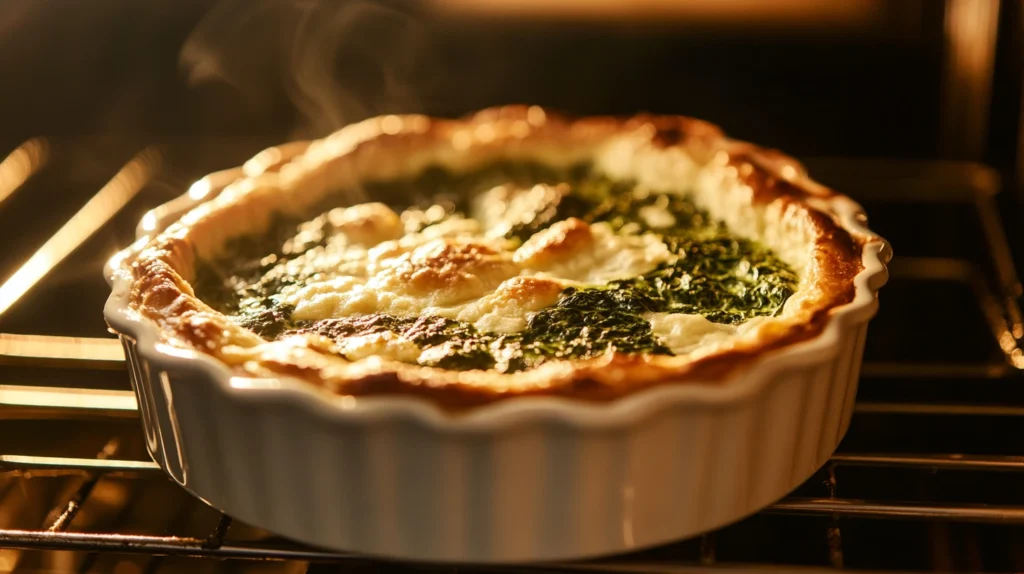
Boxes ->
[2,388,1024,564]
[0,147,1021,572]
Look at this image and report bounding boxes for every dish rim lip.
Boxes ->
[103,114,891,433]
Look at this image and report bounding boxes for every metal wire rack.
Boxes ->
[0,141,1021,572]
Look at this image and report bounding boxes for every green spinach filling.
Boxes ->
[193,162,798,372]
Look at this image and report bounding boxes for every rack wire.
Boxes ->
[0,143,1021,572]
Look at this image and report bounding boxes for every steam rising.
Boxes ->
[180,0,429,138]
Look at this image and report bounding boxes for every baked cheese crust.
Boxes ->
[121,106,868,408]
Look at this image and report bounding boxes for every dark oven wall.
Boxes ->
[0,0,951,159]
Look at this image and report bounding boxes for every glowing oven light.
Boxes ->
[0,149,160,318]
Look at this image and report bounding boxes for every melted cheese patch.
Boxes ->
[279,202,671,332]
[333,331,422,363]
[647,313,766,355]
[453,276,564,333]
[638,204,676,229]
[472,183,571,239]
[515,219,672,284]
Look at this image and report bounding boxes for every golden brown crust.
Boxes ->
[394,240,519,304]
[513,217,594,267]
[495,276,565,304]
[327,202,404,245]
[120,105,873,409]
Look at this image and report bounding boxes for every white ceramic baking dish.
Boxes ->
[104,127,890,564]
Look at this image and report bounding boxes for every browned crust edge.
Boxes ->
[123,106,874,409]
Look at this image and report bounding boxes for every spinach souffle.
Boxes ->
[122,106,867,408]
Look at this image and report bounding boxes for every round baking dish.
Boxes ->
[104,108,890,563]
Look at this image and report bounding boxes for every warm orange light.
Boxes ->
[139,210,159,233]
[0,149,160,317]
[0,333,124,366]
[431,0,884,25]
[242,148,284,178]
[1010,348,1024,369]
[0,138,48,207]
[0,551,18,573]
[187,178,213,201]
[941,0,1001,158]
[381,115,403,135]
[0,384,137,412]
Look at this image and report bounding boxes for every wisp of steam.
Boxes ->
[180,0,430,140]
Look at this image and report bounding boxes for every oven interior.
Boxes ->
[0,1,1022,572]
